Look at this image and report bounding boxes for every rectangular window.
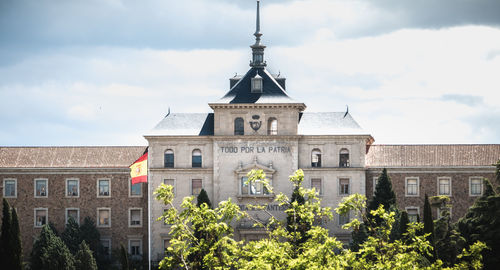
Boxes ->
[129,239,142,256]
[406,177,419,196]
[98,179,110,197]
[438,177,451,196]
[130,182,142,197]
[240,177,269,195]
[192,179,202,195]
[129,208,142,227]
[97,208,111,227]
[163,239,170,254]
[311,178,322,195]
[164,179,175,195]
[3,179,17,198]
[66,208,80,225]
[373,177,378,195]
[339,212,350,226]
[34,178,48,197]
[34,208,48,227]
[101,239,111,257]
[339,178,350,195]
[406,208,419,223]
[66,179,79,197]
[469,177,482,196]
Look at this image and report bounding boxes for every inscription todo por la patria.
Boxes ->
[220,144,291,154]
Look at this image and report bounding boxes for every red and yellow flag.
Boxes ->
[130,152,148,185]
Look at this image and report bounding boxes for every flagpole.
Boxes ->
[148,157,152,270]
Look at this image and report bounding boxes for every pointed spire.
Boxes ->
[250,0,266,68]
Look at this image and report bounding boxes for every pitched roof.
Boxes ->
[0,146,146,168]
[215,68,296,104]
[298,112,367,135]
[147,113,214,136]
[366,144,500,167]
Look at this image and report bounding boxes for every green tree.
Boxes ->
[367,168,397,213]
[196,188,212,208]
[62,217,81,254]
[434,208,466,267]
[0,198,12,268]
[399,210,409,237]
[457,178,500,270]
[119,244,129,270]
[286,177,311,251]
[31,225,75,270]
[74,241,97,270]
[423,194,435,262]
[10,208,23,270]
[79,216,108,268]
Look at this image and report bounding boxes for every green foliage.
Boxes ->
[79,216,108,268]
[74,241,97,270]
[48,222,60,237]
[156,169,485,269]
[423,194,434,242]
[196,188,212,208]
[31,225,75,270]
[285,170,311,251]
[1,199,22,270]
[399,210,409,238]
[368,168,397,213]
[62,217,81,254]
[457,178,500,270]
[119,244,129,270]
[434,209,466,267]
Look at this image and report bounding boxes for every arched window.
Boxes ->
[267,117,278,135]
[192,149,202,168]
[234,117,244,135]
[164,149,174,168]
[311,149,322,168]
[339,148,350,167]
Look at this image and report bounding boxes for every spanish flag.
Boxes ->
[130,151,148,185]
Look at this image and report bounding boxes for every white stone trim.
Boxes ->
[405,177,419,197]
[3,178,17,198]
[34,208,48,228]
[338,177,351,196]
[65,208,80,225]
[405,206,420,223]
[437,177,452,196]
[96,178,111,198]
[128,238,143,256]
[97,207,111,228]
[469,177,483,196]
[100,238,112,258]
[128,207,143,228]
[65,178,80,198]
[34,178,48,198]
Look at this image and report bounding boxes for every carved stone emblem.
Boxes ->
[249,115,262,131]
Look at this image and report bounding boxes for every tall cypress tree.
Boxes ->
[423,194,435,261]
[196,188,212,208]
[62,217,81,254]
[399,210,409,237]
[10,208,22,270]
[367,168,397,216]
[120,244,129,270]
[1,198,12,269]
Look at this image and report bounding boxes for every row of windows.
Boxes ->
[234,117,278,135]
[405,207,452,223]
[99,238,142,258]
[372,176,484,197]
[32,207,143,228]
[2,178,142,198]
[164,149,202,168]
[311,148,350,168]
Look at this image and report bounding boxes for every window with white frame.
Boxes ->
[311,178,322,195]
[34,178,48,197]
[98,179,110,197]
[438,177,451,196]
[405,177,419,196]
[34,208,48,227]
[164,179,175,195]
[241,176,270,195]
[338,212,350,226]
[129,239,142,256]
[66,179,79,197]
[66,208,80,225]
[406,208,419,223]
[101,239,111,258]
[97,208,111,227]
[469,177,483,196]
[373,177,378,195]
[192,179,202,195]
[311,149,322,167]
[130,182,142,197]
[3,179,17,198]
[129,208,142,227]
[339,178,350,195]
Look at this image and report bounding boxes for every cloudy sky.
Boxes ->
[1,0,500,146]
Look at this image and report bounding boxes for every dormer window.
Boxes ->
[251,74,263,93]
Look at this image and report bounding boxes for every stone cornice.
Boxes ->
[301,167,366,172]
[149,168,214,173]
[0,167,129,174]
[208,103,306,111]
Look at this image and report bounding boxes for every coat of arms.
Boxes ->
[249,115,262,131]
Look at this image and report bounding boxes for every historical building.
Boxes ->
[1,0,499,266]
